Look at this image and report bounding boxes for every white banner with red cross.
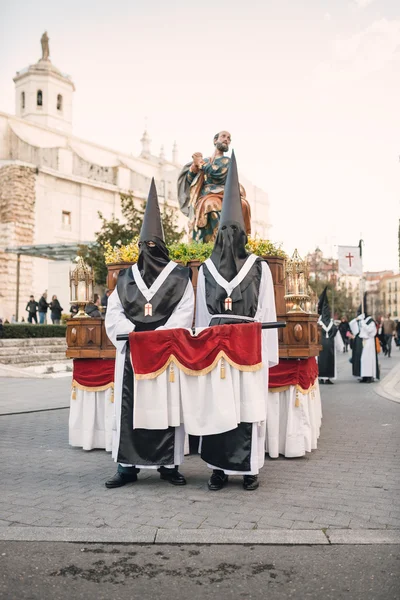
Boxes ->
[338,245,363,276]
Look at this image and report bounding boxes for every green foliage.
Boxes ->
[78,192,185,286]
[168,242,214,265]
[0,324,67,338]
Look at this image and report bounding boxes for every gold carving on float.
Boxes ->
[294,324,303,341]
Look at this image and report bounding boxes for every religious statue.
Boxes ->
[41,31,50,61]
[177,131,251,242]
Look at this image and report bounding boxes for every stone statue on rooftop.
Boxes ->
[41,31,50,61]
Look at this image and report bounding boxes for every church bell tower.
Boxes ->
[13,32,75,134]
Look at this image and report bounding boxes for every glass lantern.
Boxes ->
[69,257,94,318]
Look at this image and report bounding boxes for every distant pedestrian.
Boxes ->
[339,316,351,353]
[49,295,63,325]
[38,292,49,324]
[382,314,396,358]
[86,294,103,318]
[101,289,112,311]
[377,317,387,354]
[26,295,38,324]
[10,314,17,324]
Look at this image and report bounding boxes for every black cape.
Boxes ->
[199,258,263,472]
[116,264,191,466]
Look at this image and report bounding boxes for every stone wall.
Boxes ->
[0,164,36,320]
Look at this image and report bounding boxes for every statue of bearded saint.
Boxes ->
[177,131,251,243]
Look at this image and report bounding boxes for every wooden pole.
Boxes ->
[16,253,21,321]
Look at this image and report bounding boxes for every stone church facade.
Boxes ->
[0,35,271,321]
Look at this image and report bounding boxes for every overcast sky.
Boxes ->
[0,0,399,272]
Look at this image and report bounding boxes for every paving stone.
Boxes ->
[0,352,399,536]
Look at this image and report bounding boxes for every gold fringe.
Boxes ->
[71,386,76,400]
[169,363,175,383]
[110,387,114,403]
[269,380,318,397]
[71,380,114,394]
[134,351,263,380]
[220,358,226,379]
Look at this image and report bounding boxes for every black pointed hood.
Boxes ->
[210,150,249,283]
[363,292,369,317]
[137,179,169,287]
[318,286,332,325]
[139,178,164,243]
[219,150,246,230]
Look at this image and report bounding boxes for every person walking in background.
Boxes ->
[26,295,38,324]
[383,314,396,358]
[377,316,387,355]
[101,289,112,311]
[38,292,49,324]
[49,295,63,324]
[86,294,103,318]
[396,320,400,349]
[339,316,351,353]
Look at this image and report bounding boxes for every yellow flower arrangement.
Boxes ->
[104,239,139,264]
[104,237,286,265]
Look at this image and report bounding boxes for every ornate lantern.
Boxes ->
[69,257,94,318]
[284,249,310,313]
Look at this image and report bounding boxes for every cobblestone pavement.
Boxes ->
[0,352,399,533]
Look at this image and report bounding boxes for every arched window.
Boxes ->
[21,92,25,110]
[37,90,43,106]
[57,94,63,111]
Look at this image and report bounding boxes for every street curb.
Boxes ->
[1,527,399,545]
[0,526,157,544]
[375,361,400,404]
[154,529,328,545]
[326,530,400,545]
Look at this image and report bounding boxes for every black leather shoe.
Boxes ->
[105,471,138,489]
[243,475,259,491]
[207,470,228,491]
[158,466,187,486]
[325,379,334,385]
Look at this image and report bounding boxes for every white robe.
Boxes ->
[105,268,194,469]
[195,257,278,475]
[359,317,377,379]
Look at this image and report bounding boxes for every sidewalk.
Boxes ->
[0,350,399,544]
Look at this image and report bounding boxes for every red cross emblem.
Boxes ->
[346,253,354,267]
[144,303,153,316]
[224,297,232,311]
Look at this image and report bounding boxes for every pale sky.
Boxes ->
[0,0,399,272]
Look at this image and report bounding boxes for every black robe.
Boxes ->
[318,324,338,379]
[200,259,263,472]
[116,264,191,466]
[352,335,363,377]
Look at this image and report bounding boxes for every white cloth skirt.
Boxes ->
[69,388,114,451]
[265,383,322,458]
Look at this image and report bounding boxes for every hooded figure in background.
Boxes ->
[104,179,194,488]
[349,303,364,378]
[317,287,338,384]
[195,151,278,492]
[359,294,379,383]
